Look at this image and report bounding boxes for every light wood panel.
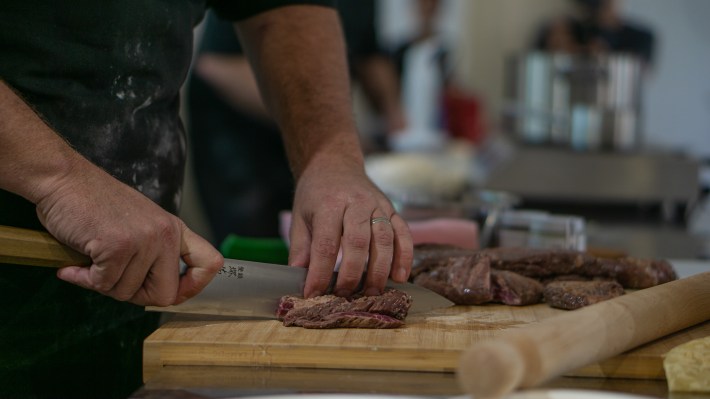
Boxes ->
[143,302,710,382]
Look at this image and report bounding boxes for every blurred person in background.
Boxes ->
[535,0,656,67]
[390,0,486,150]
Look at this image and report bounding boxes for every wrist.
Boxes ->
[293,132,365,179]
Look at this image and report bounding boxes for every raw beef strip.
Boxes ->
[277,288,412,329]
[543,280,625,310]
[491,270,543,306]
[413,254,492,305]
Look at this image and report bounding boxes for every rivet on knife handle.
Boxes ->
[0,225,90,268]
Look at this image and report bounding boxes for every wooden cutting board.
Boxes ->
[143,302,710,382]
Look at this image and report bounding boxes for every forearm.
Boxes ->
[0,80,86,204]
[235,5,363,178]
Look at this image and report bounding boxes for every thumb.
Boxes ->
[174,223,224,304]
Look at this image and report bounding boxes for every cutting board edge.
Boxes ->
[143,341,461,381]
[564,355,666,380]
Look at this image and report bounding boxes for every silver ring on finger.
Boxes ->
[370,216,392,226]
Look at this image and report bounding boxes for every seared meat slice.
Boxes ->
[596,257,677,288]
[413,254,492,305]
[491,270,543,306]
[412,243,476,278]
[481,248,677,289]
[482,247,596,278]
[543,280,625,310]
[284,311,404,329]
[409,245,676,309]
[277,288,412,329]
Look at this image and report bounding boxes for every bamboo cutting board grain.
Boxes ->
[142,302,710,382]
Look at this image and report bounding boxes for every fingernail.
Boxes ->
[365,287,382,296]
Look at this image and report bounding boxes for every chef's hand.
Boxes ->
[35,159,224,306]
[288,155,413,298]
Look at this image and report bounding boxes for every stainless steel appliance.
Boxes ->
[504,52,644,151]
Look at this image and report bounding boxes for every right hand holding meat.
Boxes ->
[34,159,224,306]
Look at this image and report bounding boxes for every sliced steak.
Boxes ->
[596,257,677,288]
[277,288,412,329]
[482,247,596,277]
[412,243,476,278]
[543,280,625,310]
[409,245,676,309]
[491,270,544,306]
[480,248,676,289]
[413,254,492,305]
[285,311,404,329]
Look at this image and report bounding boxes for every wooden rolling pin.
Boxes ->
[0,225,90,267]
[457,271,710,399]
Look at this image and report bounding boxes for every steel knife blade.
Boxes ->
[148,258,454,319]
[0,226,453,319]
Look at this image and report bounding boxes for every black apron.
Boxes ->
[0,1,202,397]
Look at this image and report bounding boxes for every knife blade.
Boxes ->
[0,225,454,318]
[149,258,454,318]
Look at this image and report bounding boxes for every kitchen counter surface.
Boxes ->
[130,368,710,399]
[132,260,710,399]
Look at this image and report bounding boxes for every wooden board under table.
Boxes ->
[143,303,710,382]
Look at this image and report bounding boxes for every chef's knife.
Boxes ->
[149,258,453,318]
[0,225,453,318]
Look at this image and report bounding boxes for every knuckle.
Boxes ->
[374,229,394,246]
[155,218,179,244]
[349,191,372,204]
[344,234,369,252]
[337,271,363,289]
[314,237,339,259]
[368,267,390,281]
[321,193,344,210]
[108,231,136,254]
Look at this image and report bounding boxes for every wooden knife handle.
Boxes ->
[457,271,710,399]
[0,225,90,268]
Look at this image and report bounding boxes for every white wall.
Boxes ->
[621,0,710,158]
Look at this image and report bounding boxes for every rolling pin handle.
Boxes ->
[458,340,526,399]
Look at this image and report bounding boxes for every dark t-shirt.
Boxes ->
[535,17,656,65]
[0,1,330,397]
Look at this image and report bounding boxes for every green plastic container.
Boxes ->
[219,234,289,265]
